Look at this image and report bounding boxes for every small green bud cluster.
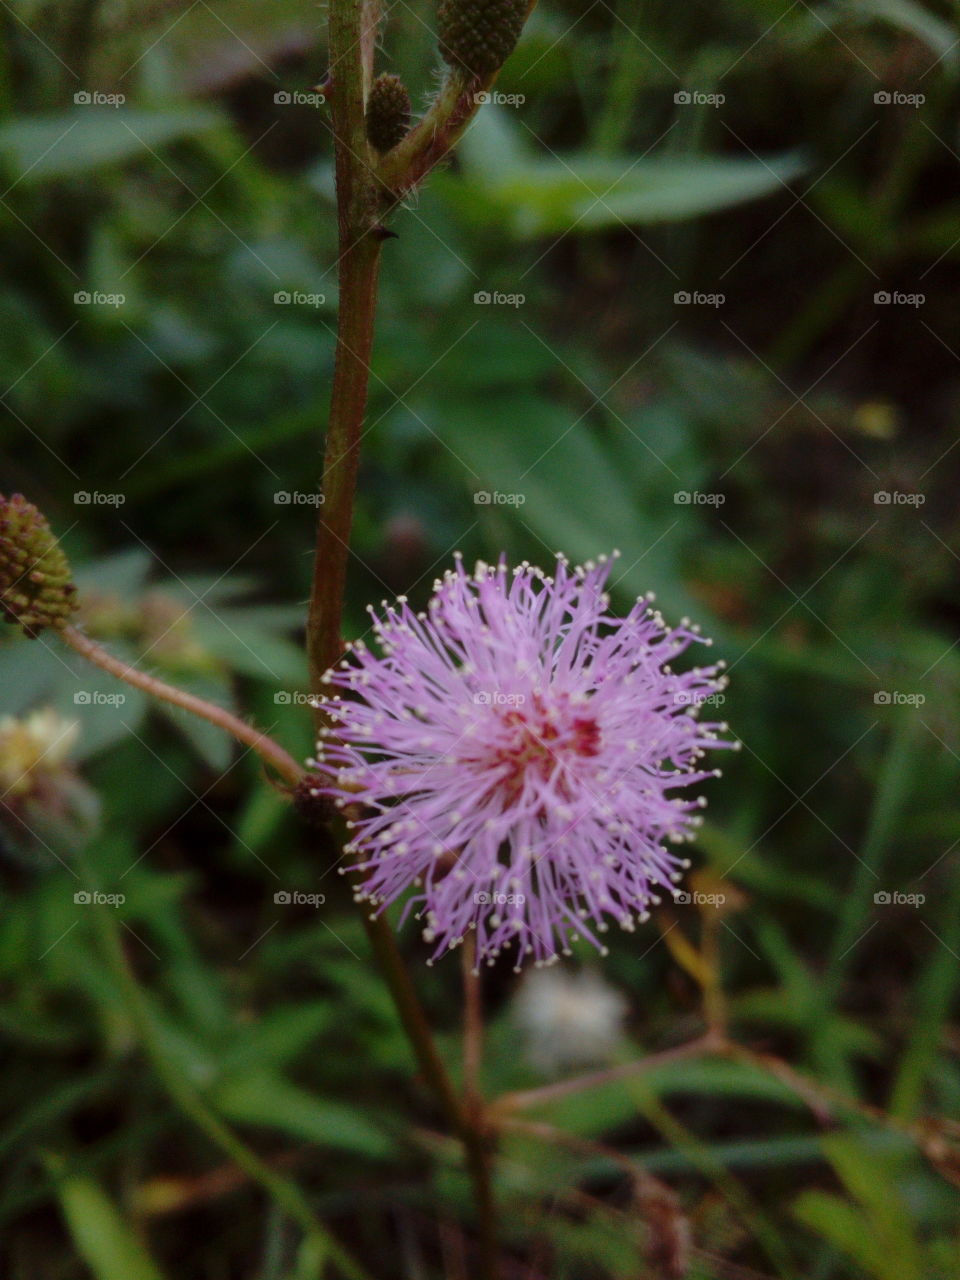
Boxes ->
[437,0,528,78]
[0,494,78,637]
[366,73,413,152]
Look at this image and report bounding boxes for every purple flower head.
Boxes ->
[315,552,734,971]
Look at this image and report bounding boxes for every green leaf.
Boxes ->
[51,1165,167,1280]
[436,391,698,619]
[794,1136,924,1280]
[216,1003,337,1075]
[445,152,806,236]
[794,1190,890,1277]
[213,1069,393,1159]
[0,109,223,184]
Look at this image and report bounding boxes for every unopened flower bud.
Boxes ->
[437,0,528,79]
[0,494,78,637]
[366,73,412,153]
[293,771,337,829]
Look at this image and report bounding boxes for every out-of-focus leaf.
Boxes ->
[0,109,222,184]
[793,1135,924,1280]
[51,1165,167,1280]
[216,1003,337,1075]
[845,0,958,63]
[154,674,235,772]
[213,1069,392,1158]
[446,151,806,236]
[437,391,699,618]
[74,550,153,600]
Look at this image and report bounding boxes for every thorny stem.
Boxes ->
[306,0,384,692]
[307,4,500,1273]
[60,625,303,788]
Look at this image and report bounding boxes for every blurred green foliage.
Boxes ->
[2,0,960,1276]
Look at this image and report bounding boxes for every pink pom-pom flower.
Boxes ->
[314,552,734,970]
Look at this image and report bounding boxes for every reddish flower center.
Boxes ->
[468,692,600,806]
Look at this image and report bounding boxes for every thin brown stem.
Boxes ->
[306,233,382,690]
[358,913,497,1277]
[307,6,498,1273]
[306,0,384,693]
[460,936,497,1280]
[462,935,484,1105]
[358,906,467,1137]
[491,1033,718,1116]
[60,625,303,788]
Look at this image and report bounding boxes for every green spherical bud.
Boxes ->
[437,0,528,78]
[366,73,412,153]
[0,494,78,638]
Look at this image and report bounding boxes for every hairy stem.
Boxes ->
[307,5,498,1273]
[375,0,539,203]
[306,0,384,691]
[60,625,303,788]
